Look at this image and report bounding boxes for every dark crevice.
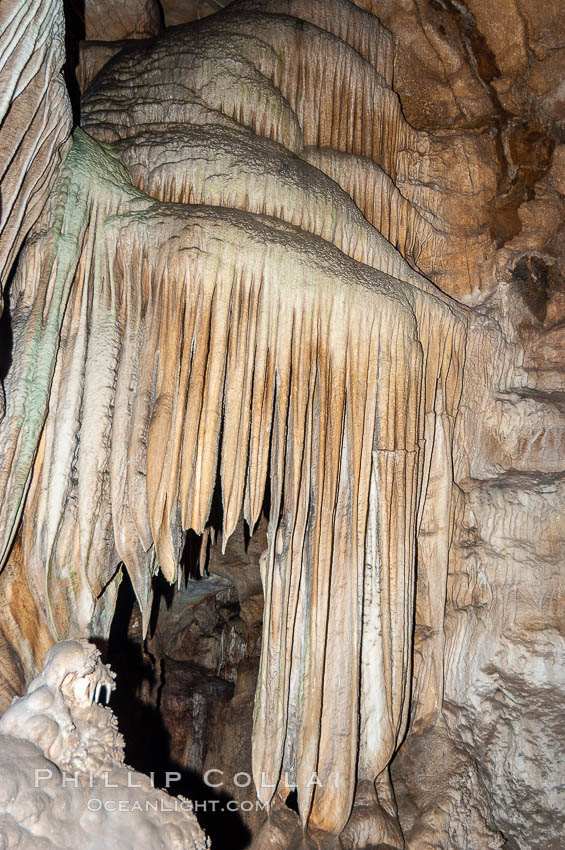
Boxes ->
[285,788,299,814]
[511,255,565,324]
[0,262,15,387]
[105,570,253,849]
[62,0,85,123]
[491,123,556,248]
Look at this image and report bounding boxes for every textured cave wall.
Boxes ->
[0,0,563,848]
[373,3,565,848]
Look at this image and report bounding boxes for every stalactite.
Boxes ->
[0,0,471,840]
[0,126,467,834]
[230,0,395,83]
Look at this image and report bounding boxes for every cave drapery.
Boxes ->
[0,0,564,847]
[0,0,468,836]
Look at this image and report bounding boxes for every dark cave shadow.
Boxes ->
[147,457,269,636]
[100,572,252,850]
[141,417,272,640]
[62,0,85,123]
[0,267,13,390]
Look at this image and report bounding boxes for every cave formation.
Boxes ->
[0,0,563,848]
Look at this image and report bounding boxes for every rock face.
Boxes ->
[438,304,565,849]
[81,0,162,41]
[159,0,233,27]
[0,0,563,848]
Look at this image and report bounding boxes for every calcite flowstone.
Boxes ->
[0,640,208,849]
[0,0,71,296]
[0,0,564,848]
